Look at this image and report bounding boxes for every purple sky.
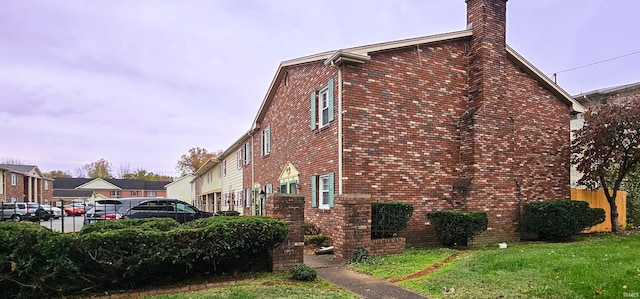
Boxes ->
[2,0,639,177]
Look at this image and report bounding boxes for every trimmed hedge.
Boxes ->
[0,222,86,298]
[304,234,328,246]
[79,217,181,234]
[426,210,488,247]
[371,202,414,238]
[521,200,605,241]
[1,216,288,297]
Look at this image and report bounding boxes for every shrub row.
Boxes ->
[426,210,488,247]
[0,216,287,298]
[521,200,605,241]
[371,202,414,238]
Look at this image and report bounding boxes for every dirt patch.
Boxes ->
[389,253,459,283]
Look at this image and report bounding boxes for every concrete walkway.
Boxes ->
[304,254,428,299]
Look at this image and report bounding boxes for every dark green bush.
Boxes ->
[216,210,241,216]
[290,263,317,281]
[79,217,180,234]
[77,216,288,291]
[173,216,288,274]
[303,222,320,235]
[304,234,328,246]
[371,202,414,238]
[350,246,370,263]
[426,210,488,247]
[521,200,605,241]
[0,222,86,298]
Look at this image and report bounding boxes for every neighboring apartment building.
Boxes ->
[570,81,640,186]
[53,178,171,204]
[192,134,249,215]
[165,174,195,204]
[0,164,54,204]
[237,0,584,246]
[192,158,221,213]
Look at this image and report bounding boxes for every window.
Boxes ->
[222,160,227,177]
[245,188,251,207]
[237,149,243,169]
[244,142,251,165]
[310,78,334,130]
[311,173,334,209]
[146,191,156,197]
[44,181,49,190]
[279,181,298,194]
[319,86,330,127]
[261,126,271,156]
[110,190,121,197]
[10,174,17,186]
[131,191,138,196]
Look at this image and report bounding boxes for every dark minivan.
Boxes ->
[83,197,214,224]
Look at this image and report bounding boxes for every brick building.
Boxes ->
[0,164,54,204]
[53,178,170,204]
[240,0,584,246]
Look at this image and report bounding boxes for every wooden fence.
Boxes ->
[571,188,627,232]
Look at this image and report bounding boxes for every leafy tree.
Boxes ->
[44,170,72,178]
[572,96,640,233]
[77,159,113,179]
[122,168,173,181]
[623,168,640,227]
[175,147,220,176]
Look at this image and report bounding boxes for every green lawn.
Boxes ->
[143,272,359,299]
[351,235,640,299]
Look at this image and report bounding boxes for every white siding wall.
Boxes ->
[166,175,194,203]
[221,149,244,214]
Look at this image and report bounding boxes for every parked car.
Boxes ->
[0,202,48,222]
[63,205,84,216]
[84,197,215,224]
[40,204,63,219]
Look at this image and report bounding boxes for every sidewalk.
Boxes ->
[304,254,428,299]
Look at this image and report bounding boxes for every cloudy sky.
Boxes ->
[2,0,639,177]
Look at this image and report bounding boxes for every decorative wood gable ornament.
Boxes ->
[279,163,300,183]
[278,163,300,194]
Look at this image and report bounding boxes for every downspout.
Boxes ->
[329,61,343,195]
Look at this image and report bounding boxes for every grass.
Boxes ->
[142,272,359,299]
[347,247,454,281]
[350,235,640,299]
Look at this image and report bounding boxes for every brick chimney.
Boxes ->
[459,0,518,241]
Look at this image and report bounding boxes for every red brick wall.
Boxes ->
[4,173,25,202]
[265,194,304,271]
[250,0,571,247]
[250,62,340,239]
[341,41,469,246]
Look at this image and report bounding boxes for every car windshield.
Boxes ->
[27,203,39,208]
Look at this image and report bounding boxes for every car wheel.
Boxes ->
[11,215,21,222]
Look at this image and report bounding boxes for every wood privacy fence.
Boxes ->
[571,188,627,232]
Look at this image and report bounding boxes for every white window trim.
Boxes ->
[222,160,227,177]
[146,191,156,197]
[237,149,243,169]
[44,181,49,190]
[319,174,331,209]
[244,142,251,165]
[318,86,330,128]
[10,173,17,186]
[262,126,271,156]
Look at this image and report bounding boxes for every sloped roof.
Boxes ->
[250,29,585,130]
[53,178,171,191]
[53,189,94,198]
[0,164,37,174]
[573,81,640,98]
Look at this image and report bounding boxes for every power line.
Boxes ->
[547,49,640,77]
